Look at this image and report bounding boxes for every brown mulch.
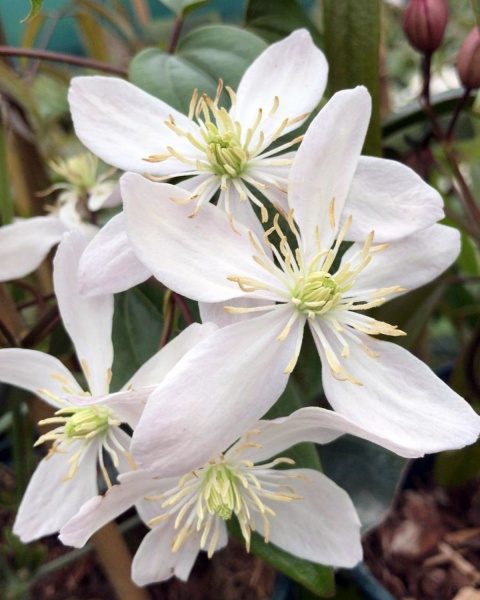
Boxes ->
[363,477,480,600]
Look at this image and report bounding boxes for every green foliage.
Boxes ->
[21,0,43,23]
[435,440,480,486]
[245,0,322,46]
[472,0,480,27]
[129,25,267,113]
[110,284,165,391]
[323,0,381,156]
[158,0,212,18]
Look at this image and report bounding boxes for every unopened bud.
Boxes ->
[457,28,480,89]
[403,0,449,54]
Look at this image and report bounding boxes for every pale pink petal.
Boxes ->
[341,224,460,295]
[254,468,362,568]
[87,181,118,211]
[125,322,218,390]
[79,212,151,296]
[342,156,445,243]
[131,306,303,477]
[132,521,199,585]
[54,231,114,396]
[123,173,281,302]
[232,406,422,463]
[288,88,371,253]
[69,76,199,176]
[315,332,480,454]
[234,30,328,142]
[0,348,82,407]
[0,216,66,281]
[14,440,98,542]
[59,470,167,547]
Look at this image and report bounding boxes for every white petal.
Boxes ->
[59,470,165,547]
[131,306,302,476]
[0,348,82,407]
[342,224,460,295]
[254,468,362,568]
[231,406,423,463]
[14,441,98,542]
[87,181,118,211]
[217,184,266,242]
[54,231,114,395]
[125,322,218,390]
[132,521,200,585]
[79,212,151,296]
[289,88,371,253]
[343,156,445,242]
[123,173,281,302]
[316,332,480,454]
[69,76,199,176]
[199,297,273,328]
[234,30,328,141]
[248,159,292,214]
[0,217,66,281]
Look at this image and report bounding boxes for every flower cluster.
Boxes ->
[1,29,479,588]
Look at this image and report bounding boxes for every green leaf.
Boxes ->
[228,519,335,597]
[129,25,267,113]
[319,436,406,531]
[323,0,381,156]
[110,284,164,392]
[159,0,211,18]
[0,126,13,225]
[21,0,43,23]
[245,0,322,46]
[472,0,480,27]
[435,439,480,486]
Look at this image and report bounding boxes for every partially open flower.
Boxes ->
[457,27,480,89]
[402,0,449,54]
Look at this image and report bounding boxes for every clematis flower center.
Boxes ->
[143,81,305,221]
[35,375,130,487]
[292,271,338,314]
[147,439,301,557]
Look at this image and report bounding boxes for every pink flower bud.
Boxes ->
[402,0,449,54]
[457,28,480,89]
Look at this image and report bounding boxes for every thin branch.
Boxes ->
[21,305,59,348]
[0,46,128,76]
[167,17,183,54]
[445,87,472,142]
[173,292,194,325]
[159,291,175,349]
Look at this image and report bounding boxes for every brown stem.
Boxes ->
[158,291,175,349]
[173,292,194,325]
[167,17,183,54]
[445,87,472,142]
[0,46,128,76]
[21,305,59,348]
[421,52,432,106]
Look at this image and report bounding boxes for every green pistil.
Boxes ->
[203,463,239,521]
[205,127,245,177]
[293,271,338,314]
[62,406,112,440]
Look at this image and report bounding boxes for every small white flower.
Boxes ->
[0,230,216,541]
[0,152,119,282]
[60,407,379,585]
[68,30,328,233]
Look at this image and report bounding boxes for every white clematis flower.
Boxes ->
[0,153,119,282]
[115,86,480,464]
[69,30,329,292]
[0,230,216,541]
[69,30,327,231]
[58,407,395,585]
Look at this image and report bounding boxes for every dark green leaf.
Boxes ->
[21,0,43,23]
[320,436,406,531]
[245,0,322,46]
[110,284,164,391]
[323,0,381,156]
[129,25,267,113]
[435,439,480,486]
